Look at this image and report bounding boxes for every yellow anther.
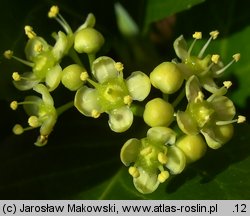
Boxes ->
[211,54,220,64]
[10,101,18,110]
[209,30,219,39]
[28,116,40,128]
[80,72,89,81]
[3,50,13,59]
[158,152,168,164]
[115,62,124,72]
[192,32,202,39]
[128,166,140,178]
[91,110,100,118]
[233,53,240,62]
[223,81,232,89]
[13,124,24,135]
[123,95,132,105]
[34,43,43,52]
[24,25,36,39]
[237,115,246,123]
[194,91,204,103]
[157,170,170,183]
[140,146,152,156]
[12,72,21,81]
[48,5,59,18]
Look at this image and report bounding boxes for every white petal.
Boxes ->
[133,167,160,194]
[173,35,188,61]
[126,71,151,101]
[92,56,118,83]
[74,86,101,117]
[186,75,200,102]
[108,106,133,132]
[33,84,54,106]
[52,31,69,60]
[201,128,222,149]
[13,72,40,91]
[45,64,62,91]
[165,145,186,174]
[147,127,176,145]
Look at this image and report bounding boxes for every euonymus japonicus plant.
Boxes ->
[3,5,246,194]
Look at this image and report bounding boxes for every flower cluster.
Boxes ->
[3,6,246,194]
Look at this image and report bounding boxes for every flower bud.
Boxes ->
[143,98,174,127]
[176,134,207,163]
[61,64,86,91]
[74,27,104,54]
[150,62,183,94]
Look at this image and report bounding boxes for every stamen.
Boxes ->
[28,116,40,127]
[194,91,204,103]
[215,54,240,76]
[34,43,44,53]
[158,152,168,164]
[128,166,140,178]
[198,30,219,58]
[91,109,100,118]
[3,50,13,59]
[80,71,89,81]
[216,115,246,125]
[188,31,202,56]
[24,25,37,39]
[115,62,124,72]
[12,72,21,81]
[12,124,24,135]
[4,50,34,67]
[10,101,18,110]
[123,95,132,106]
[158,170,170,183]
[140,146,152,156]
[211,54,220,64]
[48,5,59,18]
[223,81,232,89]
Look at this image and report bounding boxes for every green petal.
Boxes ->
[74,86,101,117]
[45,64,62,91]
[165,145,186,174]
[33,84,54,106]
[173,35,188,61]
[108,106,133,133]
[211,96,236,121]
[25,36,50,61]
[147,127,176,145]
[120,138,141,166]
[40,114,57,136]
[186,75,200,102]
[200,77,219,93]
[176,111,199,135]
[133,167,160,194]
[92,56,119,83]
[13,72,40,91]
[126,71,151,101]
[52,31,69,60]
[201,128,223,149]
[23,96,43,116]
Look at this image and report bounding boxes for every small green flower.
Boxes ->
[74,56,151,132]
[11,84,57,146]
[177,75,245,149]
[173,31,240,93]
[120,127,186,194]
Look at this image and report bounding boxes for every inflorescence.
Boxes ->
[3,6,246,193]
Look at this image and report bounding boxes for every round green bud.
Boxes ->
[150,62,184,94]
[176,134,207,164]
[74,28,104,54]
[143,98,174,127]
[215,124,234,144]
[61,64,86,91]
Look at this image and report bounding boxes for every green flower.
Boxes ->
[120,127,186,194]
[74,56,151,132]
[173,31,240,93]
[11,84,57,146]
[177,75,245,149]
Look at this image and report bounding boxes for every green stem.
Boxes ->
[88,53,96,67]
[130,103,144,117]
[56,101,74,116]
[68,48,84,67]
[172,88,186,108]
